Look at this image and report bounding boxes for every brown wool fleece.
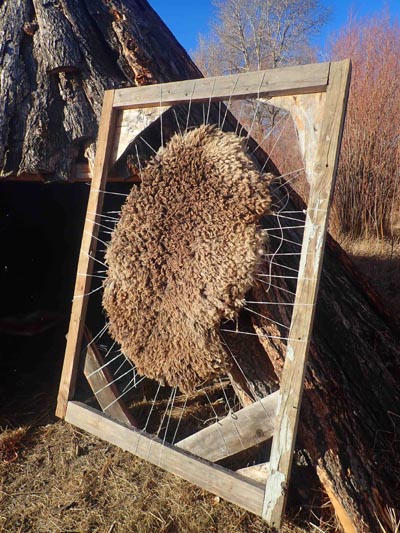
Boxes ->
[102,125,272,393]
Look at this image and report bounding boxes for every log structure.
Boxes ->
[2,1,400,532]
[0,0,200,181]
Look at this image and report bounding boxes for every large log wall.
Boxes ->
[0,0,200,180]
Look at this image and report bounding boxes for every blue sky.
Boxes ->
[148,0,400,56]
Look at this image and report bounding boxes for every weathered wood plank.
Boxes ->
[56,90,117,419]
[83,335,137,427]
[65,401,265,516]
[262,59,352,527]
[3,163,140,182]
[264,92,326,182]
[113,62,330,110]
[177,391,278,462]
[111,106,170,162]
[237,463,270,484]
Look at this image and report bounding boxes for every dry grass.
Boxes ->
[0,365,339,533]
[0,330,341,533]
[0,427,30,464]
[5,238,385,533]
[376,507,400,533]
[1,232,397,532]
[0,417,317,533]
[338,235,400,315]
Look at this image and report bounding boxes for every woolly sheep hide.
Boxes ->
[102,125,273,393]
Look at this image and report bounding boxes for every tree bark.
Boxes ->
[0,0,200,180]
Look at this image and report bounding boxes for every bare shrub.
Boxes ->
[330,11,400,240]
[193,0,328,75]
[193,0,326,187]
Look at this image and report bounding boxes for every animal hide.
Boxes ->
[103,125,273,393]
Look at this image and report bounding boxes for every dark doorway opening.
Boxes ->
[0,182,89,425]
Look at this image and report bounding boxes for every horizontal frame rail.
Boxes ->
[113,62,330,110]
[66,401,265,516]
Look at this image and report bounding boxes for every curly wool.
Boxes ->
[102,125,272,393]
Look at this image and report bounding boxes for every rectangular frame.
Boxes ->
[56,59,351,528]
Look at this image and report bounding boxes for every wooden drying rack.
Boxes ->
[56,60,351,528]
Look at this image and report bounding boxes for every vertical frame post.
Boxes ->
[56,90,118,418]
[262,59,352,527]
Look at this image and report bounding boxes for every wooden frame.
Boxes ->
[56,60,351,528]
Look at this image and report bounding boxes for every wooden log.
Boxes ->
[65,401,265,516]
[0,1,31,172]
[241,181,400,532]
[176,392,278,462]
[0,0,202,181]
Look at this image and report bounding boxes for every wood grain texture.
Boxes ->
[65,401,265,516]
[113,62,330,110]
[73,163,140,183]
[262,59,352,527]
[237,463,270,484]
[0,0,201,181]
[317,466,358,533]
[265,92,326,183]
[111,106,170,163]
[3,163,141,182]
[56,90,117,419]
[177,391,278,462]
[83,337,137,427]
